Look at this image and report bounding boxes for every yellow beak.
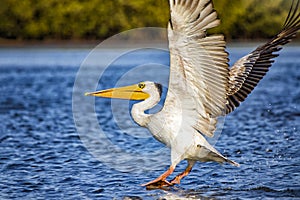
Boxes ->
[85,84,150,100]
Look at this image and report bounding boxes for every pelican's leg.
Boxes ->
[141,165,175,188]
[170,160,195,185]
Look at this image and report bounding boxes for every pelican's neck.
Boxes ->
[131,92,160,127]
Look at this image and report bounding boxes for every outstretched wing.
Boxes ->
[225,0,300,114]
[164,0,229,137]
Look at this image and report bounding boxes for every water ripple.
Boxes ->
[0,47,299,199]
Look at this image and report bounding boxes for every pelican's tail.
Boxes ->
[198,144,240,167]
[224,157,240,167]
[208,150,240,167]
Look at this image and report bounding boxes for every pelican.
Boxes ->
[86,0,300,188]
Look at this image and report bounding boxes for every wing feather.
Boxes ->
[164,0,229,137]
[225,0,300,114]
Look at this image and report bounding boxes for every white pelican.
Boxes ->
[86,0,300,188]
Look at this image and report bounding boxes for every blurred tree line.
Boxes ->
[0,0,294,41]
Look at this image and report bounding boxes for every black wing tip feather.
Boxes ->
[280,0,300,42]
[266,0,300,48]
[283,0,300,28]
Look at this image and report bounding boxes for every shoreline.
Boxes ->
[0,39,101,49]
[0,38,300,49]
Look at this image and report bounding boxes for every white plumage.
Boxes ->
[86,0,300,188]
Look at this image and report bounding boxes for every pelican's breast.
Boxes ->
[147,105,183,148]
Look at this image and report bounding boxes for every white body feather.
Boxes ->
[130,0,299,175]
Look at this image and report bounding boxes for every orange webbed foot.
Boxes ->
[170,176,181,185]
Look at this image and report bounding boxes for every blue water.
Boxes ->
[0,45,299,199]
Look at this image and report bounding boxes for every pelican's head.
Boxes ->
[85,81,162,101]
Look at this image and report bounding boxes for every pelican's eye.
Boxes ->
[138,83,146,89]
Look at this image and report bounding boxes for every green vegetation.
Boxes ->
[0,0,295,41]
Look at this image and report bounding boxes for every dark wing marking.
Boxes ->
[225,0,300,114]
